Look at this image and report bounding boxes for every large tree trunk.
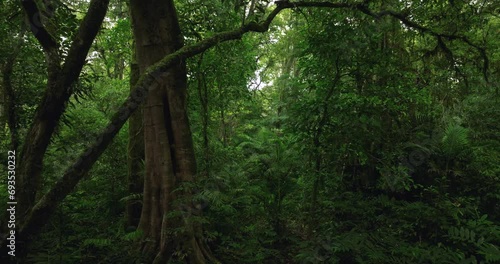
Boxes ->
[130,0,215,263]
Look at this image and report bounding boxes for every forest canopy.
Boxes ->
[0,0,499,263]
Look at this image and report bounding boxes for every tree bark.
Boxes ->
[130,0,215,262]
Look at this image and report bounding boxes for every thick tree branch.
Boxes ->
[21,0,58,52]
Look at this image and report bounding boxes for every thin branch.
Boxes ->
[276,1,489,81]
[371,9,489,81]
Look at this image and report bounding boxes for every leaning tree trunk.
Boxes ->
[130,0,216,263]
[2,2,110,258]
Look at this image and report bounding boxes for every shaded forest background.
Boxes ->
[0,0,499,263]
